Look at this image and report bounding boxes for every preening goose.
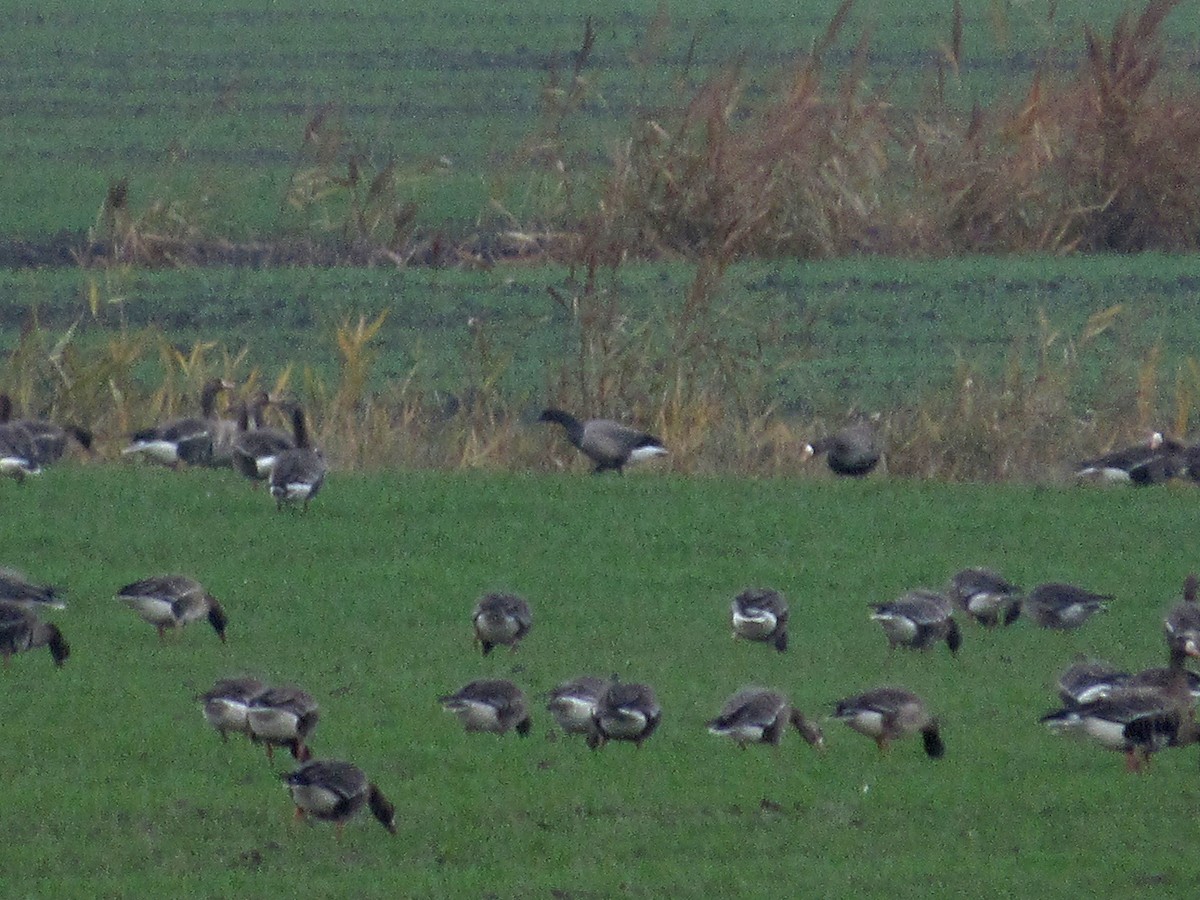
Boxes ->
[730,588,789,653]
[1022,583,1112,630]
[269,405,327,512]
[472,592,532,655]
[588,678,661,750]
[0,567,65,609]
[198,676,269,742]
[947,568,1022,627]
[232,392,295,481]
[870,590,961,656]
[0,393,92,465]
[247,684,320,762]
[706,687,824,751]
[833,686,944,758]
[1075,432,1184,484]
[803,420,881,477]
[439,679,532,736]
[116,574,228,642]
[0,601,69,668]
[121,378,233,467]
[537,408,667,474]
[546,676,611,736]
[282,759,396,836]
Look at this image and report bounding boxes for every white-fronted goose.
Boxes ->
[269,405,327,512]
[0,408,41,481]
[537,409,667,474]
[1023,583,1112,630]
[472,592,532,655]
[282,759,396,836]
[833,686,944,758]
[439,679,532,736]
[870,590,961,656]
[0,601,69,668]
[247,685,320,762]
[121,377,233,467]
[0,393,92,465]
[1164,574,1200,661]
[730,588,789,653]
[707,687,824,751]
[1055,657,1130,706]
[0,567,65,609]
[1075,431,1185,484]
[546,676,610,736]
[803,420,881,477]
[947,568,1022,627]
[199,676,269,742]
[588,678,661,750]
[232,392,295,481]
[116,574,228,642]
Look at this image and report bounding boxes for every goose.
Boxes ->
[439,679,531,736]
[588,678,661,750]
[537,408,667,474]
[1164,574,1200,662]
[116,574,228,642]
[802,420,881,477]
[1055,657,1130,706]
[198,676,270,742]
[0,412,41,481]
[1075,431,1185,484]
[947,568,1022,627]
[832,686,944,758]
[730,588,789,653]
[472,592,532,655]
[282,759,396,836]
[269,404,327,512]
[247,685,320,762]
[121,377,233,467]
[546,676,610,736]
[869,590,961,656]
[0,393,92,465]
[1022,583,1112,630]
[706,687,825,751]
[0,601,69,668]
[232,392,294,481]
[0,567,65,609]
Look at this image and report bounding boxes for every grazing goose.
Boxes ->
[1075,431,1184,484]
[707,687,825,751]
[439,679,532,736]
[730,588,789,653]
[116,575,228,642]
[870,590,961,656]
[588,678,661,750]
[537,408,667,474]
[833,686,944,758]
[546,675,611,736]
[282,759,396,836]
[0,567,65,609]
[232,392,294,481]
[947,568,1022,627]
[1022,583,1112,630]
[199,676,270,742]
[1055,657,1130,706]
[0,601,69,668]
[472,592,533,655]
[121,377,233,467]
[1163,574,1200,662]
[247,685,320,762]
[0,393,93,465]
[802,420,881,477]
[269,405,327,512]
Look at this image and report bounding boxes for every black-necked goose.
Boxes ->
[122,377,233,467]
[833,686,944,758]
[1022,583,1112,630]
[707,687,825,751]
[439,679,532,736]
[282,759,396,836]
[730,588,789,653]
[1075,431,1185,484]
[588,678,661,750]
[116,574,228,642]
[232,392,295,481]
[0,601,69,668]
[537,409,667,474]
[546,676,611,736]
[269,405,327,512]
[803,420,881,477]
[472,592,532,655]
[947,568,1022,627]
[0,393,92,466]
[870,590,961,656]
[199,676,269,742]
[0,567,65,609]
[247,685,320,762]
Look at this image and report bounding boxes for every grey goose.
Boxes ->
[247,684,320,762]
[121,377,234,467]
[282,759,396,836]
[439,679,532,736]
[588,678,661,750]
[116,574,228,642]
[870,590,961,656]
[1075,431,1185,484]
[0,401,41,481]
[546,676,610,736]
[833,686,944,758]
[730,588,789,653]
[0,393,92,466]
[537,409,667,474]
[803,420,881,477]
[269,404,327,511]
[1022,583,1112,630]
[947,568,1022,627]
[472,592,532,655]
[0,567,65,610]
[1164,574,1200,662]
[232,391,295,481]
[199,676,270,742]
[0,601,69,668]
[706,687,824,751]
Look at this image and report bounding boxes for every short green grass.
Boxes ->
[4,466,1199,896]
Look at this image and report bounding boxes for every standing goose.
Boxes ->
[0,567,65,609]
[1040,688,1186,772]
[269,405,327,512]
[121,377,233,467]
[947,568,1022,628]
[1022,583,1112,630]
[247,685,320,762]
[537,409,667,474]
[0,393,93,465]
[803,420,881,477]
[0,405,41,481]
[870,590,961,656]
[232,392,295,482]
[1055,657,1130,706]
[472,592,533,656]
[833,686,944,758]
[1163,574,1200,662]
[706,687,825,751]
[546,675,611,737]
[283,759,397,836]
[0,601,69,668]
[730,588,789,653]
[1075,431,1184,484]
[116,575,228,643]
[439,678,532,736]
[198,676,270,742]
[588,678,661,750]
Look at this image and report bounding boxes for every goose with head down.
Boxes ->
[282,759,396,836]
[707,687,825,751]
[870,589,961,656]
[247,684,320,762]
[198,676,270,743]
[116,574,228,643]
[537,409,667,474]
[0,567,65,610]
[1022,583,1112,630]
[0,601,69,669]
[833,686,944,758]
[803,419,881,477]
[730,588,789,653]
[0,393,92,466]
[547,675,610,737]
[947,568,1022,628]
[440,679,532,737]
[1075,431,1185,485]
[472,592,532,656]
[588,678,661,750]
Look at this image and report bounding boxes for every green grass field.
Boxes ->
[5,467,1199,896]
